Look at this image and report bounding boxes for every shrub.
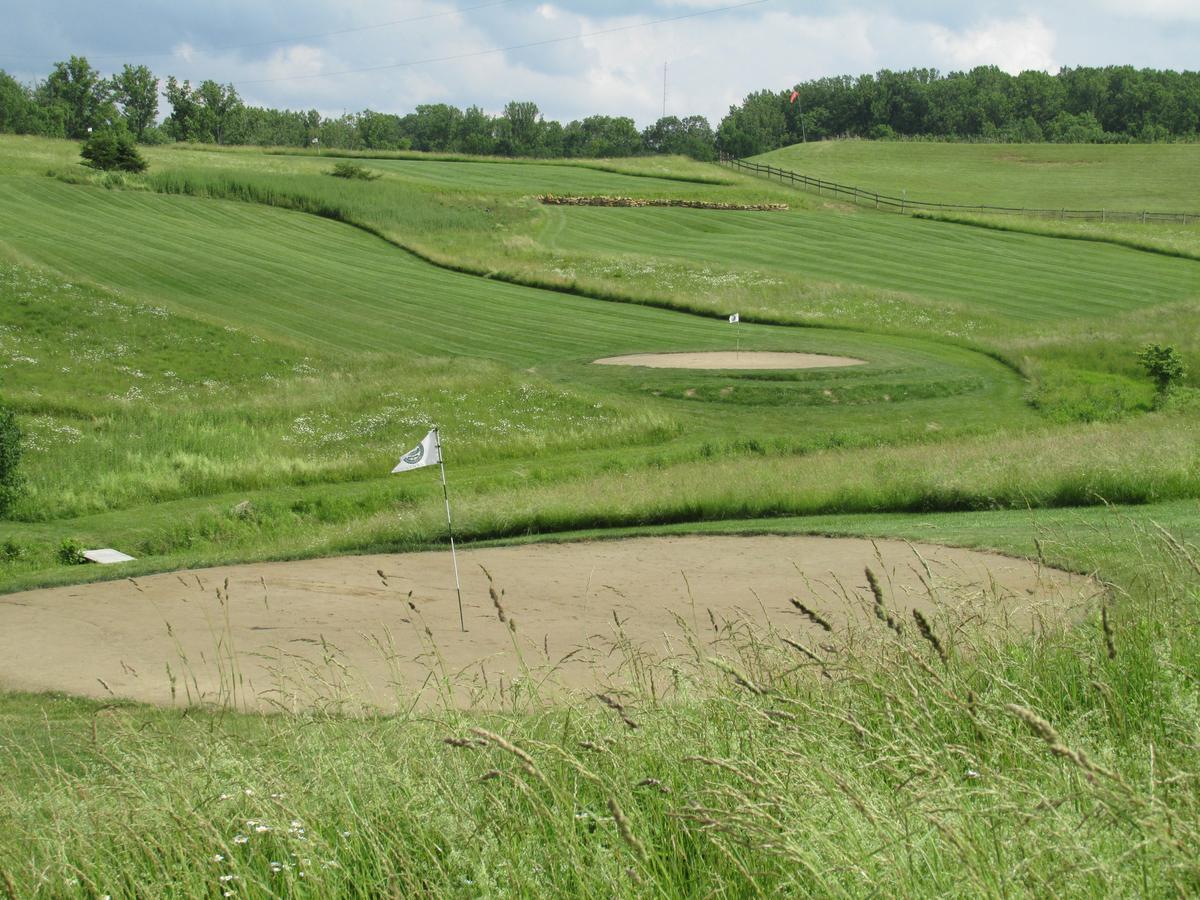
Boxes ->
[327,161,381,181]
[0,405,22,516]
[1138,344,1187,407]
[56,538,88,566]
[80,127,149,173]
[0,539,23,562]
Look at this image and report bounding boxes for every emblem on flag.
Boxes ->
[392,428,441,473]
[728,313,740,323]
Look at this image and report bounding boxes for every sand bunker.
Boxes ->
[0,536,1096,711]
[594,351,866,370]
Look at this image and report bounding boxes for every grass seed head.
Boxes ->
[912,608,949,664]
[788,597,833,631]
[866,567,903,634]
[607,797,647,861]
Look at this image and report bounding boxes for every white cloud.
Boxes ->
[927,15,1058,74]
[263,45,328,82]
[8,2,1198,126]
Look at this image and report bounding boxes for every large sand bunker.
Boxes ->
[594,351,866,370]
[0,536,1096,711]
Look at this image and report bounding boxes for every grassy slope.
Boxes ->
[755,140,1200,211]
[537,204,1198,324]
[1,136,1198,588]
[1,140,1199,896]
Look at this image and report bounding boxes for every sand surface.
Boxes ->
[0,536,1096,711]
[593,351,866,370]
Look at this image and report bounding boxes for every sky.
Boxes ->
[2,1,1198,127]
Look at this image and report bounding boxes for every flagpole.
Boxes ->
[434,427,466,632]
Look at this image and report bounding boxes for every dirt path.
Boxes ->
[0,536,1096,711]
[593,351,866,369]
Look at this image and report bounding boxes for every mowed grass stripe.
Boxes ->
[554,207,1193,318]
[0,180,955,369]
[541,206,1199,321]
[755,141,1200,211]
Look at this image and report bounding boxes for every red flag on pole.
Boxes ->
[789,90,799,103]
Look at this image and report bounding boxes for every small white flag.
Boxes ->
[728,313,740,323]
[392,428,441,473]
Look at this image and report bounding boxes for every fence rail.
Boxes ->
[719,155,1200,225]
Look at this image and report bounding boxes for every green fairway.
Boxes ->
[537,204,1199,324]
[755,140,1200,211]
[0,180,920,361]
[0,174,1035,531]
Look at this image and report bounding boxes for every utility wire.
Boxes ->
[235,0,775,86]
[0,0,521,63]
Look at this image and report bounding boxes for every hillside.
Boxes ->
[0,135,1197,589]
[754,140,1200,211]
[1,134,1199,897]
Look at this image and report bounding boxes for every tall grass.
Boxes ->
[2,412,1196,593]
[916,210,1200,260]
[2,520,1197,895]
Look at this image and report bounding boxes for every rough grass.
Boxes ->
[915,210,1200,261]
[1,410,1196,594]
[1,513,1198,896]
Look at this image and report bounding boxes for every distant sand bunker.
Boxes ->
[594,351,866,370]
[0,536,1096,712]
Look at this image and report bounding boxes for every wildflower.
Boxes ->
[219,875,235,882]
[233,835,248,845]
[966,769,981,779]
[254,825,271,833]
[212,854,225,862]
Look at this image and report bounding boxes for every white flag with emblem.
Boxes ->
[392,428,441,473]
[728,313,739,323]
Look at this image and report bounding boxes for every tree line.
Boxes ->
[1,57,1197,161]
[718,66,1200,156]
[0,56,717,159]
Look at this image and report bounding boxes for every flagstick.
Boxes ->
[434,428,466,632]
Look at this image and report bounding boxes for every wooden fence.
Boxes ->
[719,155,1200,225]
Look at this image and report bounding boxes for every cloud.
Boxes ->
[0,2,1194,127]
[928,15,1058,74]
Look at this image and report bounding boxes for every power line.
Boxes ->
[0,0,521,64]
[235,0,775,87]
